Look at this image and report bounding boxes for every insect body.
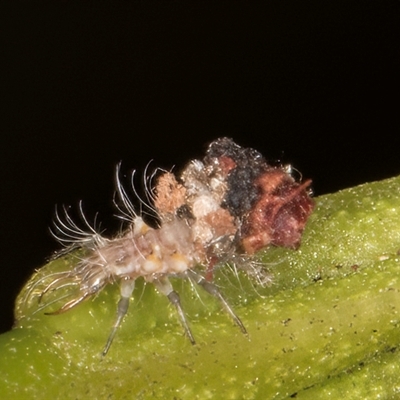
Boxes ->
[24,137,314,355]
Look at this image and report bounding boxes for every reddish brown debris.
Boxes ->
[154,172,186,216]
[201,137,315,255]
[154,137,315,258]
[241,172,314,254]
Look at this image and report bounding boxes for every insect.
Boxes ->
[23,137,314,355]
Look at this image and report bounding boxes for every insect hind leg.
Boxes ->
[187,270,247,335]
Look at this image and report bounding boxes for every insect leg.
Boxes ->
[102,278,136,356]
[153,276,196,345]
[187,270,247,335]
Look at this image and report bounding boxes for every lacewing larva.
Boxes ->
[22,137,314,355]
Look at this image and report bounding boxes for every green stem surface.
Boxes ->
[2,176,400,399]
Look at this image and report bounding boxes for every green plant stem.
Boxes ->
[2,176,400,399]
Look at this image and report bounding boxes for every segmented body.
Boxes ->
[23,137,315,355]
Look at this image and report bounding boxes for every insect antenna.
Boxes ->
[38,273,76,303]
[33,291,79,316]
[22,270,72,310]
[45,291,94,315]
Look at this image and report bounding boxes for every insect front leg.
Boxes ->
[153,276,196,345]
[102,278,136,356]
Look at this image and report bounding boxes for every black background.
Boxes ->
[1,2,399,333]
